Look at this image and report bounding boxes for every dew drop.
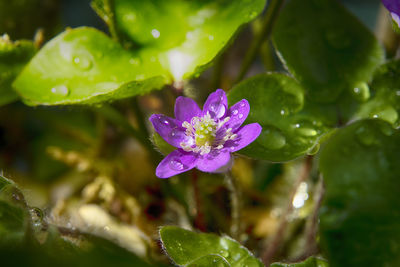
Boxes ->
[219,250,229,257]
[208,35,214,41]
[232,109,239,115]
[259,126,286,150]
[210,102,226,119]
[297,127,318,137]
[352,82,370,102]
[51,85,69,96]
[72,54,92,70]
[151,29,160,39]
[238,114,244,119]
[370,106,398,125]
[169,158,184,171]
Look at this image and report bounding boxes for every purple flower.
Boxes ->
[382,0,400,27]
[150,89,262,178]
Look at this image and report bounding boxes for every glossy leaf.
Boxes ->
[354,60,400,127]
[228,73,333,162]
[14,27,169,106]
[186,254,230,267]
[271,256,329,267]
[160,226,263,266]
[113,0,266,81]
[0,36,36,106]
[319,119,400,267]
[273,0,384,103]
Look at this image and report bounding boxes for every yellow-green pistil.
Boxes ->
[180,112,236,155]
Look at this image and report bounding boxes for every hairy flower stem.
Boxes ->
[235,0,284,84]
[262,156,313,266]
[191,169,207,232]
[224,171,241,241]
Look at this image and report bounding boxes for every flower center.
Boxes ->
[180,112,236,155]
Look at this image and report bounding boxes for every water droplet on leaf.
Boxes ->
[370,106,398,125]
[73,54,92,70]
[352,82,370,102]
[259,126,286,150]
[51,85,69,96]
[219,250,229,257]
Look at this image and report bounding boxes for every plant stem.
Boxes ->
[224,171,241,241]
[102,0,120,42]
[235,0,284,84]
[94,105,160,162]
[191,169,207,231]
[261,156,313,266]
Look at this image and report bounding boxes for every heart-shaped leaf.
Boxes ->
[14,27,169,106]
[273,0,384,103]
[112,0,267,81]
[160,226,263,266]
[228,73,334,162]
[319,119,400,267]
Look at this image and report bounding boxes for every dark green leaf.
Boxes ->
[353,60,400,127]
[14,27,169,106]
[160,226,263,266]
[319,119,400,267]
[0,36,36,106]
[271,256,328,267]
[0,175,29,247]
[228,73,333,162]
[273,0,384,103]
[112,0,266,80]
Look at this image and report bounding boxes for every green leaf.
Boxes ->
[0,36,36,106]
[14,27,169,106]
[353,60,400,127]
[186,254,230,267]
[160,226,263,267]
[112,0,266,81]
[271,256,329,267]
[0,176,29,247]
[319,119,400,267]
[228,73,333,162]
[273,0,384,103]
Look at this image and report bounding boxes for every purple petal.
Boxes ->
[382,0,400,27]
[156,149,198,178]
[174,96,201,122]
[203,89,228,119]
[225,123,262,152]
[226,99,250,131]
[196,151,232,173]
[149,114,187,148]
[382,0,400,14]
